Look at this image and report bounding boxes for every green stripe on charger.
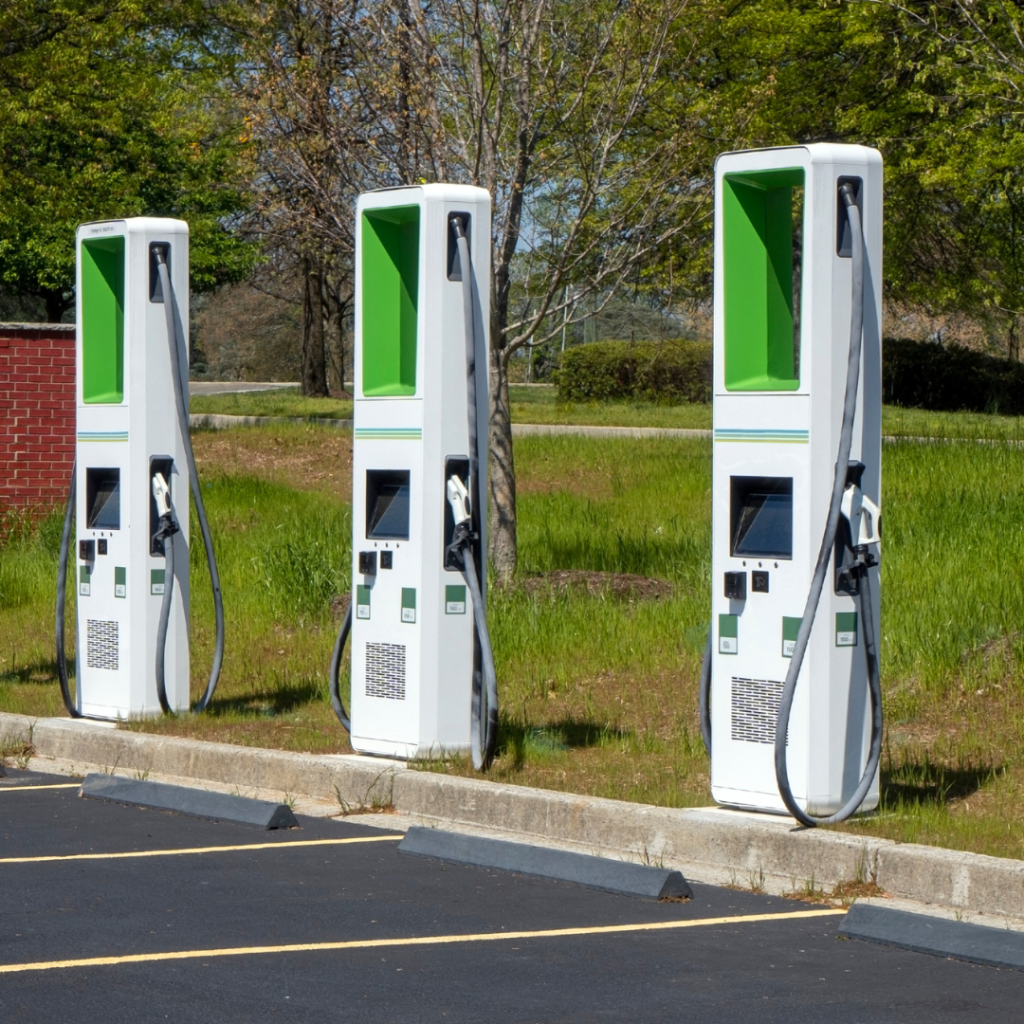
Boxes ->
[355,428,422,439]
[714,429,808,443]
[77,431,129,442]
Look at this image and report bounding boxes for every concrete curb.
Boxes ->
[4,711,1024,925]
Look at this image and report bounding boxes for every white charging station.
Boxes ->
[65,218,191,718]
[706,144,883,820]
[339,184,493,760]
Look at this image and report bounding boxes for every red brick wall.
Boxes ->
[0,323,76,517]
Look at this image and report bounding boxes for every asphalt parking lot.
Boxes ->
[2,768,1022,1023]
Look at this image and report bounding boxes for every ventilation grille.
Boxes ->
[365,642,407,700]
[730,676,784,744]
[86,619,120,671]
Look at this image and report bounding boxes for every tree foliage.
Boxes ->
[0,1,256,321]
[688,0,1024,355]
[9,0,1024,565]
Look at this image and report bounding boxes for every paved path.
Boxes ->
[2,768,1021,1022]
[188,381,298,396]
[512,423,710,439]
[182,381,1023,446]
[188,413,1024,450]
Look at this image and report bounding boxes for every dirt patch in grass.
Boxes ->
[192,428,352,500]
[514,571,674,601]
[329,593,352,620]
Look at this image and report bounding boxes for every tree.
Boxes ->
[408,0,716,578]
[0,1,256,322]
[686,0,1024,356]
[868,0,1024,356]
[237,0,447,395]
[240,2,718,568]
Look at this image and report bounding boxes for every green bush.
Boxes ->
[555,340,712,404]
[883,337,1024,415]
[557,336,1024,415]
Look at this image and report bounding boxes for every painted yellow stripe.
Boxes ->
[0,834,402,866]
[0,784,81,793]
[0,908,845,975]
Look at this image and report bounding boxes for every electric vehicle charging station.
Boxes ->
[56,217,224,720]
[329,184,498,767]
[700,144,883,825]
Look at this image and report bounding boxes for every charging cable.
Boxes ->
[446,472,498,770]
[153,249,225,714]
[152,472,180,713]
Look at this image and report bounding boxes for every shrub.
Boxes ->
[557,336,1024,415]
[882,337,1024,415]
[555,340,712,403]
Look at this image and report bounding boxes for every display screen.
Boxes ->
[86,468,121,530]
[366,470,411,540]
[730,476,792,559]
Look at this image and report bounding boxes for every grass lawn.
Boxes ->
[189,387,353,420]
[191,382,1024,440]
[4,419,1024,862]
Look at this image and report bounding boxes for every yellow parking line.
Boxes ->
[0,784,81,793]
[0,834,402,865]
[0,908,846,975]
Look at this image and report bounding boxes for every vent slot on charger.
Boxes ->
[364,642,407,700]
[86,619,120,671]
[730,676,785,745]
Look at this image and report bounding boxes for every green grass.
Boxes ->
[192,383,1024,440]
[882,405,1024,441]
[4,419,1024,860]
[190,387,353,420]
[508,385,713,429]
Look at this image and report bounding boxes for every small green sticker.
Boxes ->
[445,584,467,615]
[401,587,416,623]
[719,613,738,655]
[150,568,165,595]
[782,616,801,658]
[79,565,92,597]
[114,566,126,598]
[356,584,371,620]
[836,611,858,647]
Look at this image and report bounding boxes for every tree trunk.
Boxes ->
[43,289,68,324]
[302,258,329,396]
[336,294,350,395]
[487,348,517,582]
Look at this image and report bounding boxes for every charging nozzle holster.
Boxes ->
[835,460,881,595]
[445,473,476,572]
[151,470,179,546]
